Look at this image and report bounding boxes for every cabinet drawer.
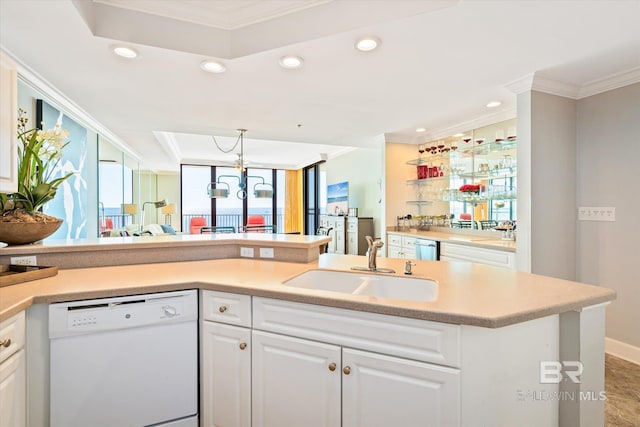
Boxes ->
[333,219,344,230]
[401,236,417,248]
[440,243,515,269]
[253,297,460,368]
[387,234,402,246]
[347,221,357,232]
[0,311,25,364]
[201,290,251,327]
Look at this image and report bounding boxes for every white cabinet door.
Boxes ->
[201,322,251,427]
[0,52,18,193]
[342,348,460,427]
[251,330,341,427]
[0,349,26,427]
[346,232,357,255]
[387,245,403,259]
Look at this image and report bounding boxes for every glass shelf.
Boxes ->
[406,200,433,206]
[453,138,517,156]
[406,176,452,185]
[457,167,517,180]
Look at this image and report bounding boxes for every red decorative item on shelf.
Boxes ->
[417,165,428,179]
[459,184,481,193]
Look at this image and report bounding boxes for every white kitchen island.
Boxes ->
[0,237,614,427]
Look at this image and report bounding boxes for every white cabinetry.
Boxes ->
[252,330,341,427]
[0,312,26,427]
[440,242,515,269]
[346,217,373,255]
[386,233,416,259]
[253,297,460,427]
[0,52,18,194]
[319,216,346,254]
[342,348,459,427]
[321,216,374,255]
[200,291,251,427]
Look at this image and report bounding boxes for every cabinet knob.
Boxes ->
[328,362,336,372]
[218,305,228,313]
[343,366,351,375]
[0,338,11,348]
[239,342,247,350]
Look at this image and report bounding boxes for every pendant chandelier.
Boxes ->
[207,129,274,199]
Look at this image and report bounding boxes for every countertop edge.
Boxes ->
[2,271,616,328]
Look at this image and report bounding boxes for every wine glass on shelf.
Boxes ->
[475,138,485,145]
[437,140,445,153]
[431,144,438,155]
[451,140,458,151]
[418,144,425,156]
[462,135,471,143]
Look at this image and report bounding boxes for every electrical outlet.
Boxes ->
[240,247,254,258]
[578,207,616,222]
[259,248,274,258]
[11,255,37,266]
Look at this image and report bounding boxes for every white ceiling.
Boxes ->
[1,0,639,172]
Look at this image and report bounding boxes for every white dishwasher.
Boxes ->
[49,289,198,427]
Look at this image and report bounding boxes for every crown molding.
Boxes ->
[578,66,640,99]
[506,67,640,100]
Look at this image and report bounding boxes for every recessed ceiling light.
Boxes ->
[486,101,502,108]
[355,36,381,52]
[279,55,304,69]
[453,133,465,137]
[415,128,427,133]
[200,60,226,74]
[113,46,138,59]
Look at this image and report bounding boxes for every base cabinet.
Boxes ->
[201,322,251,427]
[0,350,25,427]
[252,330,459,427]
[440,242,515,269]
[342,349,459,427]
[252,331,341,427]
[0,312,26,427]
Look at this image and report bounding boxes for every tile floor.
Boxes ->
[605,354,640,426]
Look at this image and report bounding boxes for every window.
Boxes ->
[181,164,285,233]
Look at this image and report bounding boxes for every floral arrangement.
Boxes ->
[0,109,73,218]
[459,184,481,193]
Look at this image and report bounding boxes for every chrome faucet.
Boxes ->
[366,236,384,270]
[351,236,395,274]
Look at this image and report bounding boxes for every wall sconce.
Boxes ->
[122,203,138,225]
[161,203,176,225]
[207,175,273,199]
[141,199,167,230]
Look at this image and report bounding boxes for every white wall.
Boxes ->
[326,145,384,238]
[576,83,640,349]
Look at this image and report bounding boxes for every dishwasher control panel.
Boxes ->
[49,290,197,338]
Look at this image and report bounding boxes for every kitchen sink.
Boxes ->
[283,269,438,302]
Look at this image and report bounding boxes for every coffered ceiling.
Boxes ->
[1,0,639,172]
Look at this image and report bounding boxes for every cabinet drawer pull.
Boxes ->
[328,362,336,372]
[239,342,247,350]
[0,338,11,348]
[218,305,228,313]
[343,366,351,375]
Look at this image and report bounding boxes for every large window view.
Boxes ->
[181,165,286,234]
[98,161,133,232]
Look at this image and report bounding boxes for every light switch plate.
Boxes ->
[259,248,274,258]
[578,207,615,222]
[240,247,254,257]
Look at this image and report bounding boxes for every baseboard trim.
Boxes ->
[606,337,640,365]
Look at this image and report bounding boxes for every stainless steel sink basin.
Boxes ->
[283,270,438,302]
